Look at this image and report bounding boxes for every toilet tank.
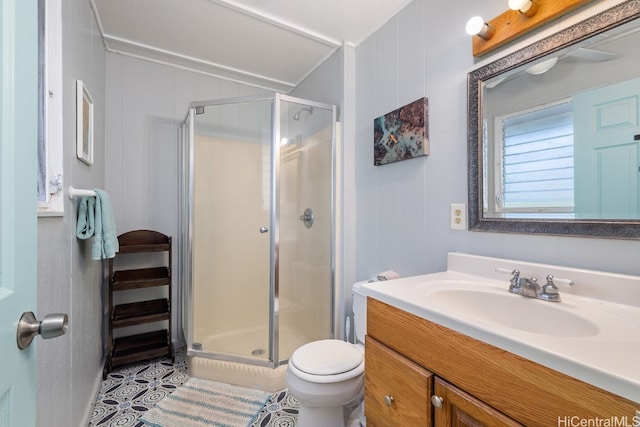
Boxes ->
[352,281,367,344]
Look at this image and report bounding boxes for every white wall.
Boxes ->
[354,0,640,282]
[290,47,343,113]
[36,0,106,425]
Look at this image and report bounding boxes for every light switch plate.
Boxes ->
[451,203,466,230]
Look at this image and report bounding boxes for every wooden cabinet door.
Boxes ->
[365,336,433,427]
[433,378,523,427]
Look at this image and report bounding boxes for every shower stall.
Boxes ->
[179,93,337,390]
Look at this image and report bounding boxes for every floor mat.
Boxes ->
[140,377,270,427]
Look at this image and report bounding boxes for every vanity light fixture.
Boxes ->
[468,0,595,57]
[508,0,539,16]
[466,16,495,40]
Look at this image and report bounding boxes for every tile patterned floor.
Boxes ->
[88,349,299,427]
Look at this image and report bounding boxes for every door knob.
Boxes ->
[16,311,68,350]
[431,395,444,408]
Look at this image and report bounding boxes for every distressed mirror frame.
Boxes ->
[468,0,640,240]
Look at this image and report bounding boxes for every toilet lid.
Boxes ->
[290,339,363,376]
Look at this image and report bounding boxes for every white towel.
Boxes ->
[377,270,400,280]
[368,270,400,282]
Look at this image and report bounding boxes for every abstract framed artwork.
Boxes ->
[76,80,94,165]
[374,97,429,166]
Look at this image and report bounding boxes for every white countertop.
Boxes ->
[360,253,640,403]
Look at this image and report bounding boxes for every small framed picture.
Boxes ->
[374,97,429,166]
[76,80,94,165]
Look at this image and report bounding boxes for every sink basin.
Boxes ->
[426,288,600,338]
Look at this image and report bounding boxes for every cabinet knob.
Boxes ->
[431,395,443,408]
[383,395,394,406]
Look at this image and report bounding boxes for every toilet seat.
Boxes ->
[289,339,364,384]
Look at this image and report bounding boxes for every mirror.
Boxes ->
[468,0,640,239]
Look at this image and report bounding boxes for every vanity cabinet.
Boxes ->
[365,336,433,426]
[104,230,173,377]
[364,334,518,427]
[432,377,522,427]
[365,297,638,426]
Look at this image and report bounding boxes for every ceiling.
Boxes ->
[92,0,412,92]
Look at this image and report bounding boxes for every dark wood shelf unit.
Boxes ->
[104,230,173,378]
[110,330,171,368]
[112,298,169,328]
[112,267,170,291]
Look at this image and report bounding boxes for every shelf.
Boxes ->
[112,267,170,291]
[105,229,172,377]
[118,229,171,253]
[112,298,169,328]
[110,330,171,368]
[118,243,171,254]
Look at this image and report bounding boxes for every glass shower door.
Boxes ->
[190,98,273,362]
[276,95,335,363]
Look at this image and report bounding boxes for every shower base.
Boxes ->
[188,356,288,392]
[188,323,313,392]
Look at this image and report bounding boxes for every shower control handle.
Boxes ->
[299,208,314,228]
[259,227,269,233]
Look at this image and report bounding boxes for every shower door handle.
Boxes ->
[259,227,269,233]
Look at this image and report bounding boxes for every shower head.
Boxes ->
[293,106,313,121]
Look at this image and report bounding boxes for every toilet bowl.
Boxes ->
[286,282,367,427]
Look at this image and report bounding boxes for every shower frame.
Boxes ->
[179,93,338,369]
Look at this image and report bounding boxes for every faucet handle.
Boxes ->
[495,267,518,276]
[498,269,524,294]
[551,275,574,287]
[543,275,559,292]
[495,268,520,284]
[540,275,562,302]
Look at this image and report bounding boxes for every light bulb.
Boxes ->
[466,16,494,40]
[466,16,486,36]
[509,0,532,12]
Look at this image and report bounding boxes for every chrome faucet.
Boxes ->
[502,269,574,302]
[507,270,540,297]
[520,277,541,298]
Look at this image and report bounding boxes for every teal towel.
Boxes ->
[92,189,119,260]
[76,196,95,239]
[75,189,119,259]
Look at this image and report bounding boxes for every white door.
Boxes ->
[574,77,640,219]
[0,0,38,425]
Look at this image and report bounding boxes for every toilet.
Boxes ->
[286,282,367,427]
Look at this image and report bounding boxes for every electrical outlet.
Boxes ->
[450,203,466,230]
